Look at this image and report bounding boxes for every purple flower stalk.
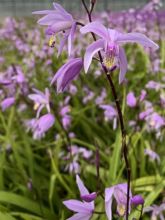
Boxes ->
[105,183,132,220]
[33,3,76,56]
[80,22,158,83]
[1,97,15,111]
[28,88,50,118]
[63,175,95,220]
[51,58,83,93]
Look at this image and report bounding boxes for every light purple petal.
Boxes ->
[105,187,114,220]
[84,39,104,73]
[118,47,127,84]
[80,22,108,40]
[67,213,92,220]
[63,200,92,213]
[116,32,159,50]
[68,22,77,56]
[50,21,72,33]
[53,3,73,20]
[76,175,89,196]
[58,34,68,57]
[1,97,15,111]
[108,29,120,42]
[37,14,66,26]
[32,10,56,15]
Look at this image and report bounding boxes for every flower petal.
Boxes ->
[67,213,92,220]
[105,187,114,220]
[76,175,89,196]
[53,3,73,20]
[84,39,104,73]
[37,14,66,26]
[68,22,77,56]
[80,22,108,40]
[116,32,159,50]
[32,10,55,15]
[58,34,68,57]
[118,47,127,84]
[63,200,92,213]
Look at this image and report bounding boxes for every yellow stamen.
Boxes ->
[49,35,56,48]
[103,56,115,70]
[34,103,39,111]
[117,204,126,217]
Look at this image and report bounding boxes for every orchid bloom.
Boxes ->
[100,104,118,129]
[63,175,96,220]
[51,58,83,93]
[126,92,137,108]
[144,203,165,220]
[105,183,132,220]
[28,88,50,118]
[80,22,159,83]
[144,149,160,163]
[33,3,76,56]
[25,113,55,140]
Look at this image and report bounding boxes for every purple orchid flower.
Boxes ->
[80,22,158,83]
[51,58,83,93]
[100,104,118,129]
[25,113,55,140]
[126,92,137,108]
[33,3,76,56]
[63,175,95,220]
[28,88,50,118]
[60,105,71,130]
[144,203,165,220]
[105,183,132,220]
[144,148,160,163]
[1,97,15,111]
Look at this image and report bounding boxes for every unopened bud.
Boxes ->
[81,192,97,202]
[131,195,144,206]
[91,0,96,4]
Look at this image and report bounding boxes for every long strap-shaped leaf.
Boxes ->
[0,191,56,220]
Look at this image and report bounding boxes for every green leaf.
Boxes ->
[0,191,55,220]
[109,130,121,183]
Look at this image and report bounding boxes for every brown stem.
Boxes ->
[81,1,131,219]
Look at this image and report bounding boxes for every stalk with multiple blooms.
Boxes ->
[33,1,159,219]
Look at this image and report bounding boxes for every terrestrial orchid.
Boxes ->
[80,22,159,83]
[144,203,165,220]
[63,175,96,220]
[33,3,76,56]
[51,58,83,93]
[105,183,132,220]
[28,88,50,118]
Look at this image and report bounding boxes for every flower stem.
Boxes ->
[81,1,131,219]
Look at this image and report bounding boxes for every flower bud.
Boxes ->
[131,195,144,206]
[81,192,97,202]
[91,0,96,4]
